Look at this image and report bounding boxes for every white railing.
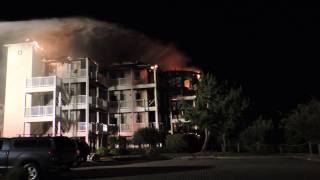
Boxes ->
[135,99,146,107]
[71,69,87,78]
[70,95,87,104]
[25,106,54,117]
[135,123,147,129]
[26,76,57,88]
[93,97,108,109]
[78,122,86,131]
[120,124,131,131]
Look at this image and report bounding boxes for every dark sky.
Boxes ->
[1,2,320,119]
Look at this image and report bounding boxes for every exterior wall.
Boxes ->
[3,43,35,137]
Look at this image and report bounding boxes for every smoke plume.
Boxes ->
[0,17,190,69]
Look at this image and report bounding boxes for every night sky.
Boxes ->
[1,2,320,119]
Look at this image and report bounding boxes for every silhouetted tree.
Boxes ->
[283,99,320,154]
[240,116,273,152]
[183,73,222,152]
[220,86,249,152]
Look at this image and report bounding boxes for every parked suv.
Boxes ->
[0,136,78,180]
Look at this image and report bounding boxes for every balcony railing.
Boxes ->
[77,122,97,132]
[26,76,60,88]
[110,101,129,109]
[92,97,107,109]
[135,122,148,129]
[120,124,131,131]
[108,78,130,86]
[71,69,87,78]
[135,99,146,107]
[25,106,54,117]
[70,95,87,105]
[78,122,86,131]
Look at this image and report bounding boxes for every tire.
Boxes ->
[23,163,40,180]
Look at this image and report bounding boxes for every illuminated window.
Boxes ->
[184,80,191,88]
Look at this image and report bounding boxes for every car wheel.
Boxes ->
[23,163,40,180]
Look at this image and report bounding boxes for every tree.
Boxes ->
[132,127,162,149]
[219,86,249,152]
[283,99,320,153]
[240,116,273,152]
[183,73,222,152]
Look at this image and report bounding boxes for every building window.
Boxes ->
[120,114,126,124]
[120,93,125,101]
[109,72,117,79]
[109,114,117,124]
[136,113,142,123]
[135,92,141,100]
[134,71,140,80]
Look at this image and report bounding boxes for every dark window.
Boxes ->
[0,140,3,150]
[13,139,38,148]
[136,113,142,123]
[119,72,124,78]
[135,92,141,100]
[38,139,52,148]
[53,137,76,149]
[134,71,140,80]
[109,115,117,124]
[109,72,117,79]
[120,93,125,101]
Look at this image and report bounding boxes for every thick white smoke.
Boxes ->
[0,17,190,68]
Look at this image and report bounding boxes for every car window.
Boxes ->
[53,137,76,149]
[0,140,3,150]
[38,139,52,148]
[13,139,38,148]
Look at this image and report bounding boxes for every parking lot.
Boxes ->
[52,157,320,180]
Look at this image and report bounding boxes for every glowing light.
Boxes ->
[196,74,201,80]
[25,38,30,42]
[32,41,44,51]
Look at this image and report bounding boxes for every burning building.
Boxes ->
[103,62,161,137]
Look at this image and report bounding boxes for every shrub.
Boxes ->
[165,134,189,153]
[108,136,118,148]
[109,148,129,156]
[96,147,109,157]
[133,127,163,148]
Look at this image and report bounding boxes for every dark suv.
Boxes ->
[0,136,78,180]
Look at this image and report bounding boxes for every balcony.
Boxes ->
[70,95,87,104]
[108,78,130,86]
[120,124,131,131]
[71,69,87,78]
[110,101,129,109]
[78,122,86,132]
[25,106,54,117]
[91,97,107,110]
[96,123,108,134]
[77,122,97,132]
[25,76,61,92]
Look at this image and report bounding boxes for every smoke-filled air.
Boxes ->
[0,17,191,70]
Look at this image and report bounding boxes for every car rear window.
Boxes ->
[53,137,76,149]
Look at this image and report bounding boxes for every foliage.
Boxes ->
[96,147,109,157]
[283,99,320,143]
[109,148,129,156]
[183,73,222,151]
[108,136,118,148]
[118,136,127,149]
[132,127,162,148]
[240,116,273,145]
[165,134,189,153]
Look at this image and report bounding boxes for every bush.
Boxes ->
[165,134,189,153]
[109,148,129,156]
[6,167,29,180]
[133,127,163,148]
[108,136,118,148]
[96,147,109,157]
